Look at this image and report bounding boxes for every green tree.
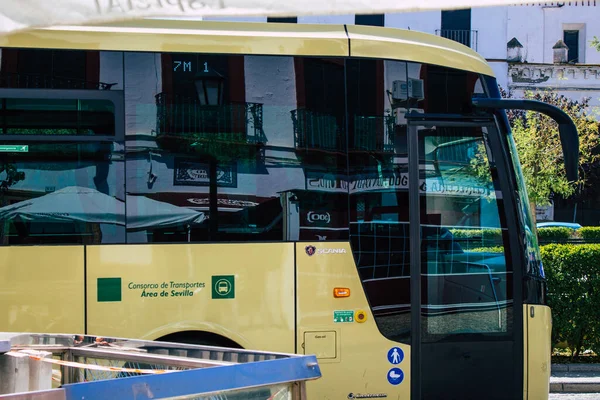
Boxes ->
[499,86,600,213]
[592,36,600,52]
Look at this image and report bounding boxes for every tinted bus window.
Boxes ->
[348,59,412,342]
[348,60,513,343]
[0,48,124,245]
[0,97,116,136]
[125,54,347,243]
[0,141,125,245]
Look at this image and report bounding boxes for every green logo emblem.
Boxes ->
[97,277,122,302]
[212,275,235,299]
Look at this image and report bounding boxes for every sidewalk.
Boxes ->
[551,364,600,393]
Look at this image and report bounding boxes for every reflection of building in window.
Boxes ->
[0,49,114,90]
[0,50,502,256]
[0,49,123,245]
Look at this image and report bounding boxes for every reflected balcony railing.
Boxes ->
[353,115,396,153]
[290,108,343,152]
[0,72,117,90]
[435,29,478,51]
[291,109,397,153]
[155,93,266,145]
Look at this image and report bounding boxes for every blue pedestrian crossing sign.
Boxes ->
[387,368,404,385]
[387,347,404,364]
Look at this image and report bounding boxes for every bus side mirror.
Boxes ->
[472,98,579,182]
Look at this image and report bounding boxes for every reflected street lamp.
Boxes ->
[192,66,225,241]
[194,68,225,106]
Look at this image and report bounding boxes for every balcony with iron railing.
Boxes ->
[290,109,343,153]
[290,109,396,154]
[353,115,396,153]
[435,30,478,51]
[155,93,266,159]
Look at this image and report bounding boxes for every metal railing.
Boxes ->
[353,115,396,153]
[0,332,321,400]
[155,93,265,145]
[291,109,397,153]
[435,29,479,51]
[290,108,342,152]
[0,73,117,90]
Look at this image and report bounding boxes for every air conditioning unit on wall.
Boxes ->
[392,78,425,101]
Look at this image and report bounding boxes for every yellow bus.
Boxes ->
[0,19,579,399]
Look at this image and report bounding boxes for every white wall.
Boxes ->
[100,51,124,90]
[472,7,508,60]
[245,56,297,148]
[509,64,600,109]
[541,6,600,64]
[385,11,441,35]
[298,14,354,25]
[507,6,545,63]
[124,52,162,137]
[490,62,509,90]
[241,55,306,197]
[202,16,267,22]
[511,88,600,109]
[507,5,600,64]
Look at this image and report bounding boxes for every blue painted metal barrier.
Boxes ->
[0,333,321,400]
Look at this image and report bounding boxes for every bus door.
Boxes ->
[405,113,521,399]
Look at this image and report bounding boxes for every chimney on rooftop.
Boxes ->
[553,40,569,64]
[507,37,524,62]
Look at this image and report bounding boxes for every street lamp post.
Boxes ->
[194,68,225,107]
[193,67,225,241]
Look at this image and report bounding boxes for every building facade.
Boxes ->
[203,2,600,224]
[206,1,600,107]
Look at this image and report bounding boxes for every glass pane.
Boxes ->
[1,49,120,90]
[126,54,347,243]
[506,131,543,278]
[418,124,512,342]
[0,97,115,136]
[348,59,411,343]
[0,141,125,245]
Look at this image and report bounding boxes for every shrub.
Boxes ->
[468,246,504,253]
[542,244,600,358]
[580,227,600,240]
[449,228,502,240]
[537,227,576,242]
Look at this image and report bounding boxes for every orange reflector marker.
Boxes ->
[355,309,367,323]
[333,287,350,298]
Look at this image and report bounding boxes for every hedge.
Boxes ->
[468,246,503,253]
[537,227,575,242]
[450,226,600,242]
[542,244,600,357]
[448,228,502,240]
[580,227,600,240]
